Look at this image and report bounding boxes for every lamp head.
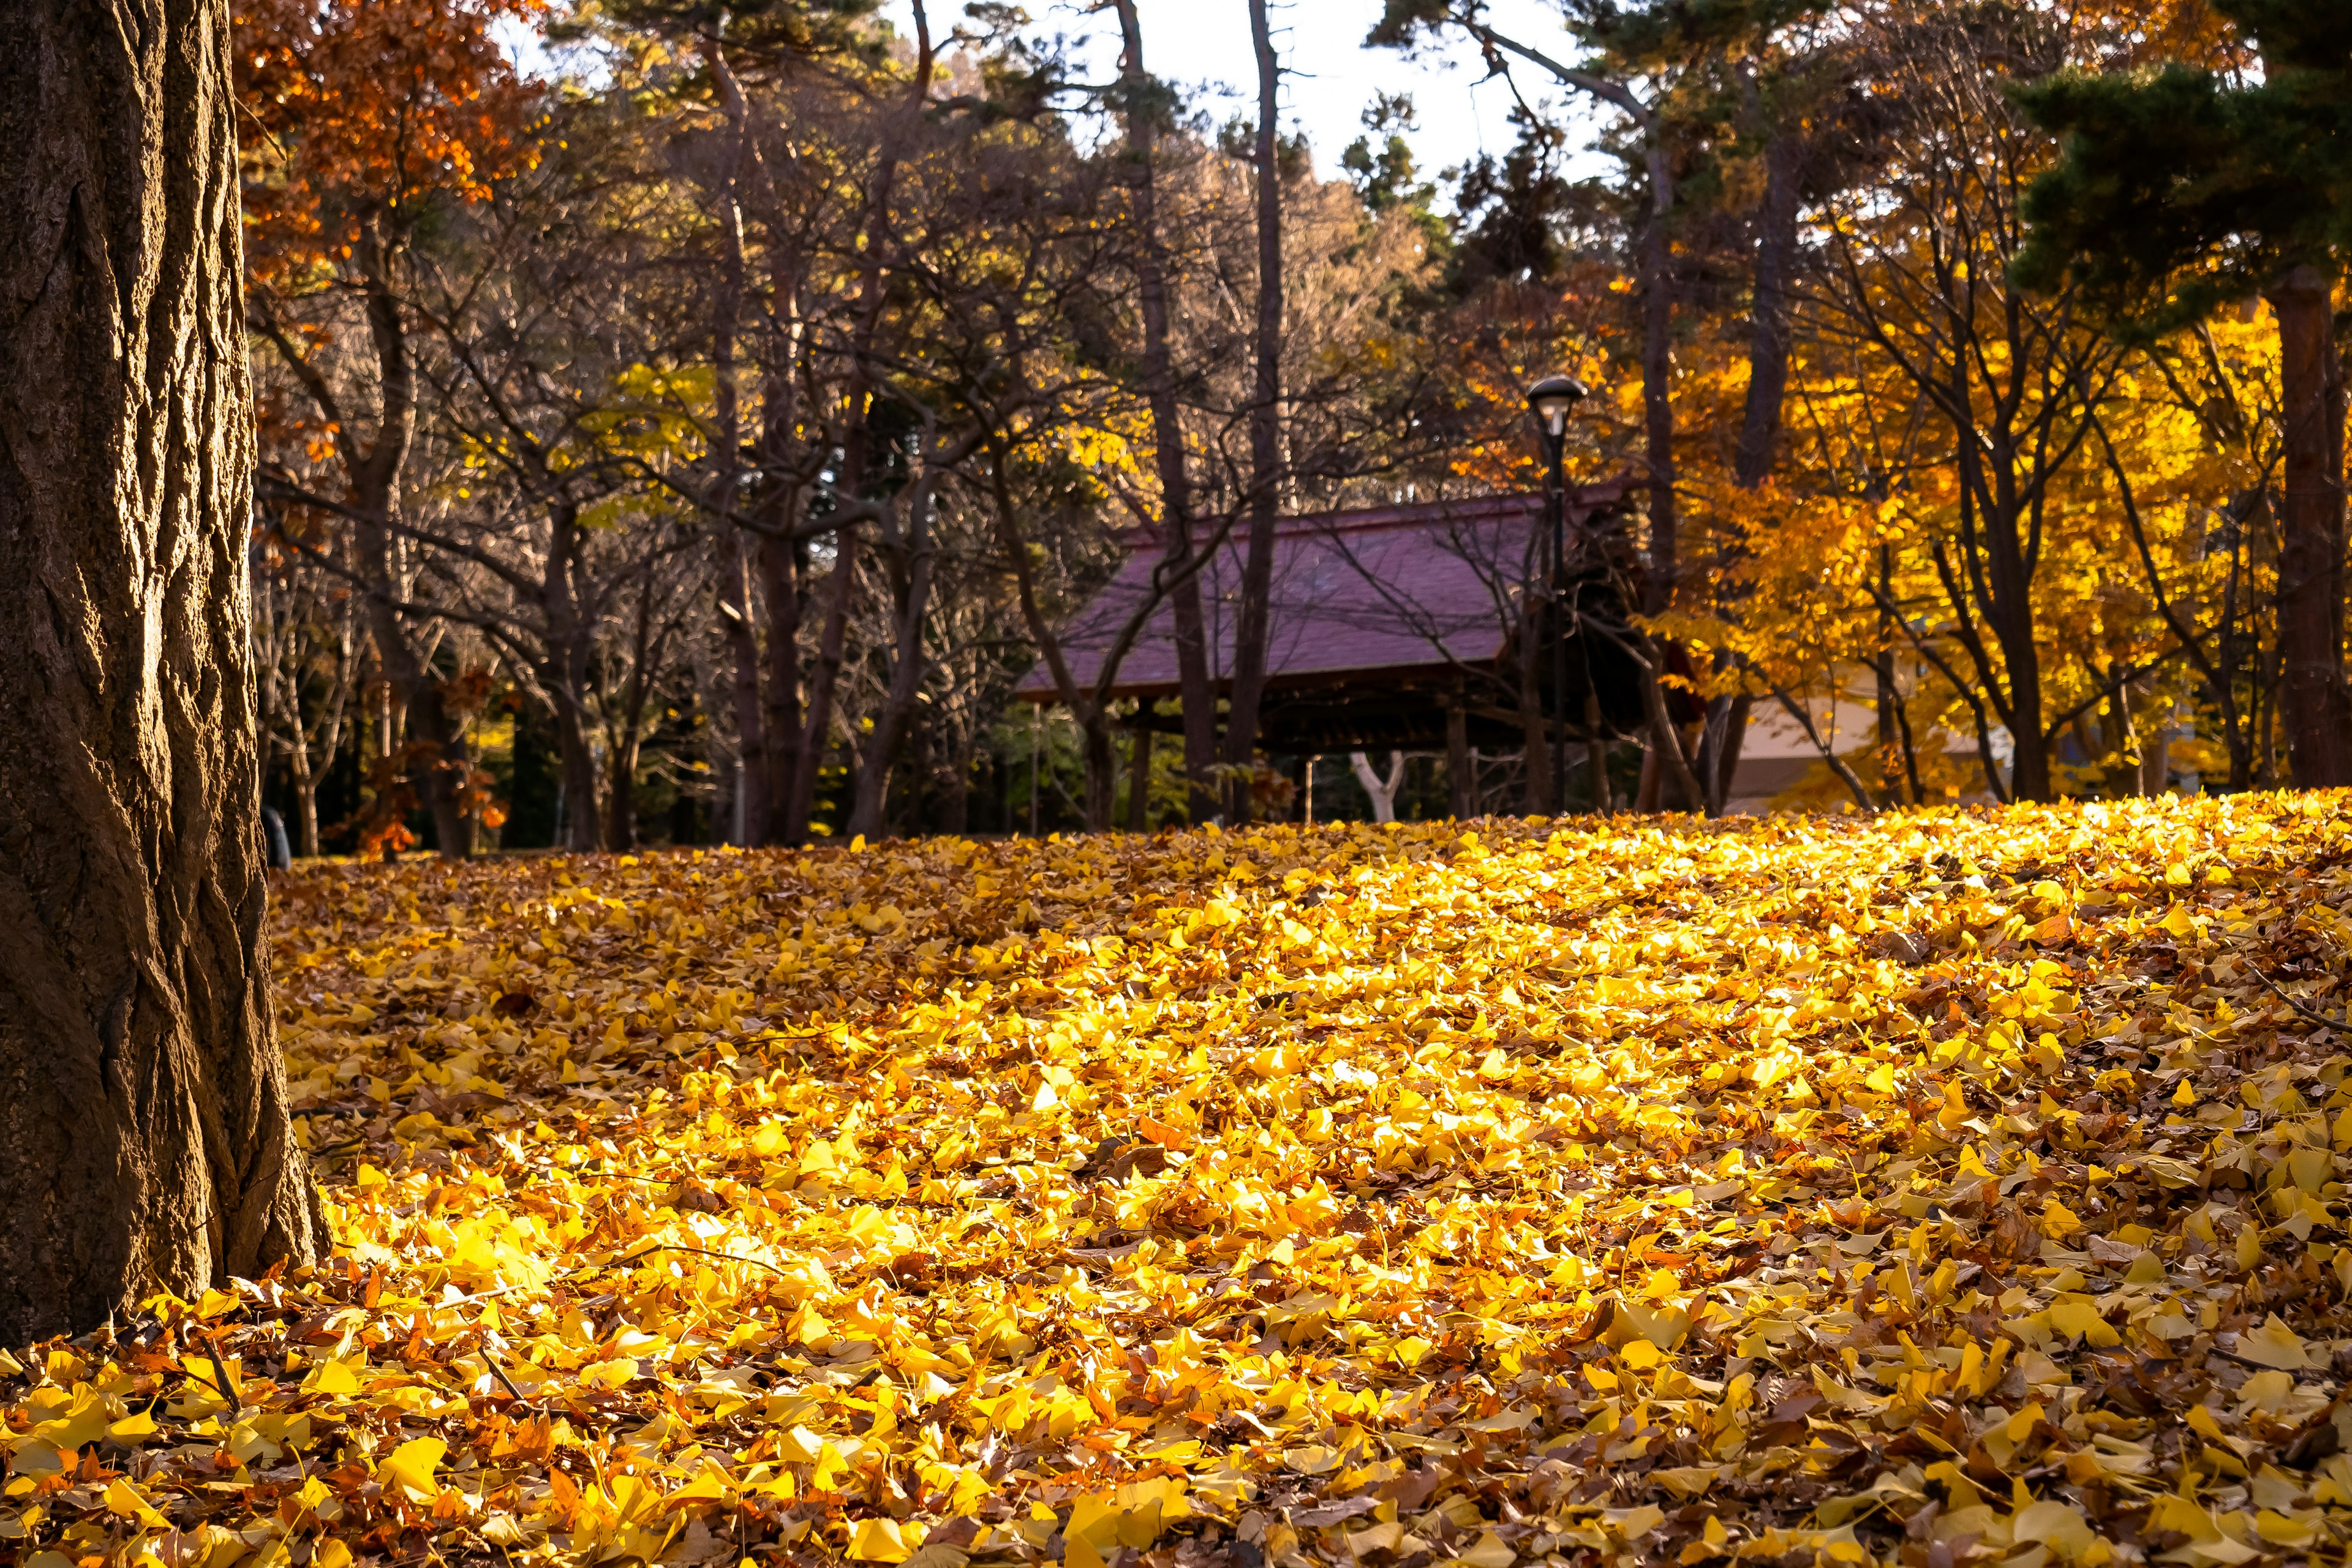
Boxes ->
[1526,374,1589,436]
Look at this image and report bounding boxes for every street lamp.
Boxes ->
[1526,374,1589,815]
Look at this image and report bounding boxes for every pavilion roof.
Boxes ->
[1013,483,1634,705]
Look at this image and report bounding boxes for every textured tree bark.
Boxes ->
[2267,266,2352,788]
[0,0,320,1344]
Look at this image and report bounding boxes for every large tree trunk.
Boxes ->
[2268,266,2352,788]
[0,0,320,1343]
[1223,0,1286,821]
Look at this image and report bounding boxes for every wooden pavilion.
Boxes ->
[1013,484,1667,800]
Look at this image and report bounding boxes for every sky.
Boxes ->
[873,0,1605,192]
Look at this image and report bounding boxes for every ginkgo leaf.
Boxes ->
[2237,1315,2313,1371]
[848,1518,925,1563]
[380,1436,447,1500]
[103,1479,168,1529]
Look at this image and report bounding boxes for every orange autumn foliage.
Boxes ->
[235,0,546,287]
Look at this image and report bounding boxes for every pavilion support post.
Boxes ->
[1030,705,1042,837]
[1303,756,1316,826]
[1446,699,1471,820]
[1125,722,1152,832]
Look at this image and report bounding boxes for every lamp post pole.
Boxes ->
[1524,375,1589,818]
[1545,423,1568,815]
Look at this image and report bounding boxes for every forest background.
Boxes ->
[239,0,2320,858]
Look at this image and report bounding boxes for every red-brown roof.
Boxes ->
[1014,484,1632,704]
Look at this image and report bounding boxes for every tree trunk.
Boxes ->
[2267,265,2352,788]
[1733,130,1800,489]
[1223,0,1286,821]
[1639,150,1678,623]
[706,96,770,845]
[1114,0,1218,824]
[1715,693,1752,809]
[1351,752,1406,824]
[848,488,940,841]
[1636,649,1708,812]
[1693,694,1733,811]
[290,739,321,858]
[540,510,603,853]
[794,23,921,844]
[1446,699,1471,818]
[552,693,602,853]
[1126,725,1153,831]
[604,739,639,851]
[783,526,856,845]
[1077,715,1117,834]
[342,217,472,859]
[0,0,320,1343]
[1973,477,2050,801]
[2141,684,2175,797]
[749,295,806,845]
[1584,688,1612,813]
[937,734,971,835]
[1876,644,1905,805]
[717,535,767,845]
[757,532,803,842]
[1517,617,1554,815]
[1634,150,1702,811]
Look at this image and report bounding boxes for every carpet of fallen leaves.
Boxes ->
[13,797,2352,1568]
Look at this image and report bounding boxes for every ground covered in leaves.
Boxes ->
[12,797,2352,1568]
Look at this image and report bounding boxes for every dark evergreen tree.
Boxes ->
[2016,2,2352,787]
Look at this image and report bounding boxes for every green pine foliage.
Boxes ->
[2015,0,2352,333]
